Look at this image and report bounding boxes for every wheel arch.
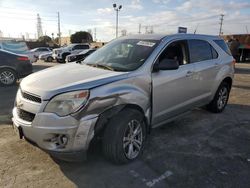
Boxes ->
[0,66,18,78]
[94,104,150,137]
[222,76,233,89]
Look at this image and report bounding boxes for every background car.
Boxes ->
[38,52,53,62]
[29,47,52,62]
[0,40,37,63]
[0,49,32,86]
[66,49,96,63]
[52,43,90,63]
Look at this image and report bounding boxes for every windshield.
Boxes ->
[83,39,159,72]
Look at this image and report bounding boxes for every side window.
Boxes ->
[214,39,232,55]
[40,48,49,51]
[158,40,188,66]
[73,45,89,50]
[188,39,214,63]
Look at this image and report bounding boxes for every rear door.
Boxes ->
[152,40,199,126]
[187,39,219,102]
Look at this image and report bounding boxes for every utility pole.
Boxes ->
[219,14,224,36]
[37,14,43,39]
[138,23,141,34]
[113,4,122,38]
[57,12,61,46]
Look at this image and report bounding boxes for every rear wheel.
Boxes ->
[47,56,53,62]
[207,82,230,113]
[0,68,17,86]
[102,108,146,164]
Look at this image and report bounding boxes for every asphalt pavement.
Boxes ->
[0,62,250,188]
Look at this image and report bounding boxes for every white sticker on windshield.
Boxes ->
[137,41,155,47]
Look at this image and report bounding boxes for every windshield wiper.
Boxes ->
[86,63,114,71]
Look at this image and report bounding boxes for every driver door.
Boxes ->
[151,40,198,127]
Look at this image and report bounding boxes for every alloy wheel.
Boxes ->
[217,87,228,110]
[0,70,15,85]
[123,119,143,160]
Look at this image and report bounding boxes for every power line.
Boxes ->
[0,6,57,16]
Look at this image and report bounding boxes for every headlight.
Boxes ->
[44,90,89,116]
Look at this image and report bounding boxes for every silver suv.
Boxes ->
[12,34,234,164]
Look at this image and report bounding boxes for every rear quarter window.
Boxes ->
[214,40,232,55]
[188,39,213,63]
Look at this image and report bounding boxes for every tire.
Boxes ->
[0,68,17,86]
[56,58,63,63]
[62,53,70,63]
[102,108,146,164]
[207,82,230,113]
[47,56,53,62]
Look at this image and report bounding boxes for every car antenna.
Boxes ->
[194,23,199,34]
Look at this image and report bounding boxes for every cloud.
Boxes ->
[97,8,112,14]
[152,0,170,4]
[127,0,143,10]
[176,1,192,11]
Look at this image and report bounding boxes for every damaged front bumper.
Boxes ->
[12,107,98,161]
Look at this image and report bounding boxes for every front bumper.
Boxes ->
[12,107,98,161]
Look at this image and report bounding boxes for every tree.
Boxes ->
[70,31,93,43]
[37,35,52,43]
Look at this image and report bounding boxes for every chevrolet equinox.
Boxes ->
[12,34,234,164]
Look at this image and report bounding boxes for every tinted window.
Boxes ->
[40,48,49,51]
[211,46,218,59]
[73,45,89,50]
[188,40,213,63]
[159,40,188,65]
[214,39,232,55]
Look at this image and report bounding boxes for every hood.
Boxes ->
[20,63,128,100]
[53,47,67,51]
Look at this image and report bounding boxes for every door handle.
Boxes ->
[186,71,193,77]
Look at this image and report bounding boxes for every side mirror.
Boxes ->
[153,58,179,71]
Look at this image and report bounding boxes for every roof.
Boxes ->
[121,33,220,41]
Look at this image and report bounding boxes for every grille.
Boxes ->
[21,91,41,103]
[17,108,35,122]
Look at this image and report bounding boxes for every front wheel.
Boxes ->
[207,82,230,113]
[0,68,17,86]
[102,108,146,164]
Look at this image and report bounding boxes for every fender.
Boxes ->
[210,64,234,100]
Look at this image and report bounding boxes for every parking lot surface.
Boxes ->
[0,62,250,188]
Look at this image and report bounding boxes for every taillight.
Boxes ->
[17,56,29,61]
[232,59,236,68]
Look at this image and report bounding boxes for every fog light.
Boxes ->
[58,135,68,146]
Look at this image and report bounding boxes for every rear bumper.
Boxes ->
[17,63,33,78]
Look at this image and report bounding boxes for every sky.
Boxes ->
[0,0,250,42]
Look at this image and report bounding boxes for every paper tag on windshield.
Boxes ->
[137,41,155,47]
